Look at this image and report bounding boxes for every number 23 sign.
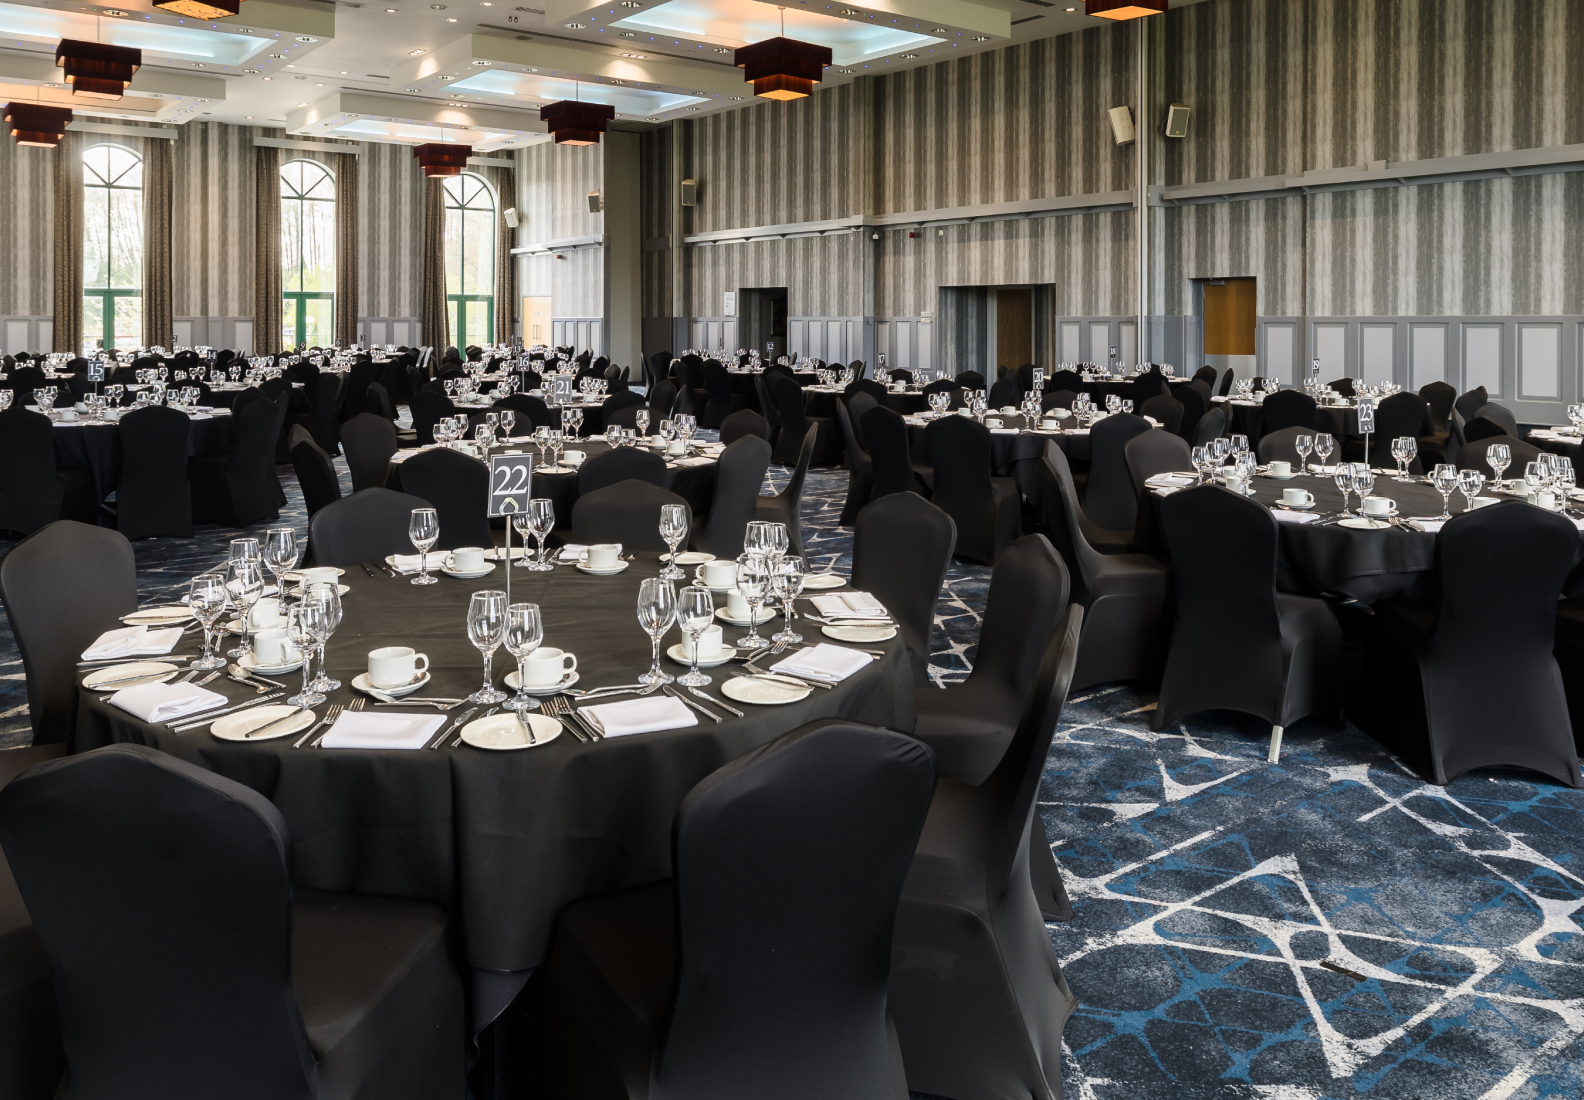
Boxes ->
[489,454,534,517]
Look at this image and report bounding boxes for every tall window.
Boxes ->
[443,173,495,349]
[280,160,336,348]
[82,144,143,354]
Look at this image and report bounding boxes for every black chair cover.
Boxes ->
[1420,381,1456,434]
[0,744,464,1099]
[1139,392,1183,435]
[600,390,645,427]
[852,493,955,686]
[920,416,1020,565]
[290,434,343,519]
[365,381,396,421]
[1193,405,1228,447]
[1455,436,1541,480]
[1361,392,1432,468]
[986,377,1020,409]
[1132,366,1166,402]
[1257,425,1312,466]
[1473,401,1519,438]
[1123,428,1193,499]
[190,395,282,527]
[719,409,769,444]
[0,408,93,535]
[846,391,878,452]
[1453,385,1488,426]
[571,480,692,552]
[955,371,986,391]
[772,377,838,465]
[843,378,887,403]
[694,435,772,559]
[494,393,555,429]
[1173,384,1207,441]
[1192,365,1218,387]
[1083,412,1151,531]
[116,405,192,539]
[1327,376,1355,397]
[834,401,872,527]
[342,359,378,419]
[341,412,399,494]
[397,448,493,550]
[862,405,923,501]
[408,390,457,447]
[1261,389,1316,433]
[307,373,344,455]
[1217,368,1236,395]
[1042,389,1078,413]
[308,488,434,568]
[577,448,667,496]
[756,425,816,558]
[699,362,736,429]
[647,380,678,419]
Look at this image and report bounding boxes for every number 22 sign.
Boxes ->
[489,454,534,516]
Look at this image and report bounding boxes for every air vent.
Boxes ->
[1020,0,1055,6]
[478,23,530,34]
[514,5,544,10]
[365,73,388,78]
[1011,14,1043,23]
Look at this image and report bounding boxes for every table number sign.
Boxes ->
[489,453,534,518]
[87,362,105,383]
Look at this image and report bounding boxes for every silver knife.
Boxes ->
[292,711,334,749]
[689,685,743,717]
[430,706,479,750]
[244,706,312,739]
[665,685,721,723]
[84,666,180,690]
[170,692,285,731]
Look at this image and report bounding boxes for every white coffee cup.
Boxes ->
[1470,495,1500,509]
[891,382,906,392]
[681,624,724,661]
[667,439,687,455]
[448,546,486,572]
[1225,474,1248,494]
[956,407,974,417]
[368,646,429,687]
[249,601,281,630]
[586,543,622,570]
[298,567,339,588]
[1281,487,1315,506]
[563,449,586,466]
[1362,495,1394,516]
[1537,491,1558,509]
[1040,418,1059,430]
[726,587,751,620]
[56,408,78,421]
[984,418,1003,429]
[651,434,667,447]
[1268,460,1292,476]
[701,559,737,587]
[253,627,296,667]
[523,646,577,686]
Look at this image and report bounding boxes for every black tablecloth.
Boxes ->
[1211,398,1355,444]
[73,554,915,972]
[801,387,929,419]
[1528,431,1583,465]
[53,412,234,504]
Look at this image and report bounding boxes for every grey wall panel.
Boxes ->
[0,141,54,318]
[358,139,426,321]
[685,234,861,320]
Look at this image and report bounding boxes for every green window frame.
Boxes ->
[82,144,143,354]
[281,160,336,349]
[443,172,496,349]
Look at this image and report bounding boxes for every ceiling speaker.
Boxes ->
[503,207,519,228]
[1108,105,1135,146]
[1164,103,1191,138]
[680,178,697,206]
[588,191,602,213]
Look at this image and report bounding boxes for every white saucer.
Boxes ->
[461,711,562,750]
[440,563,497,579]
[576,561,630,576]
[292,583,351,597]
[822,624,897,643]
[666,643,738,668]
[283,567,346,583]
[82,661,179,691]
[121,606,194,625]
[211,704,317,741]
[716,607,776,626]
[239,652,305,675]
[503,669,580,695]
[352,671,432,697]
[800,572,848,590]
[1337,517,1390,530]
[662,551,715,565]
[1274,501,1316,511]
[1262,472,1300,481]
[721,675,810,705]
[486,546,529,561]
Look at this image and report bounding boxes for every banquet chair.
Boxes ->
[674,359,706,417]
[986,377,1020,409]
[955,371,987,392]
[835,401,873,527]
[365,381,397,421]
[1455,436,1541,481]
[578,448,667,495]
[1083,412,1151,532]
[844,378,888,403]
[920,416,1020,565]
[750,374,778,434]
[646,379,678,421]
[115,404,193,539]
[1473,401,1519,439]
[289,431,343,520]
[693,435,772,558]
[1454,386,1488,426]
[863,405,927,501]
[307,373,344,455]
[1550,600,1584,754]
[889,606,1083,1100]
[189,395,282,528]
[1327,377,1356,398]
[1174,384,1208,442]
[604,405,645,431]
[0,744,465,1100]
[846,391,878,453]
[1193,406,1229,448]
[1348,392,1431,468]
[719,409,769,444]
[0,520,136,746]
[1037,445,1168,690]
[308,488,433,568]
[1124,429,1193,499]
[494,393,555,430]
[1152,487,1344,760]
[601,390,646,428]
[1260,389,1316,433]
[1132,366,1166,402]
[1461,415,1510,444]
[908,535,1075,921]
[341,412,400,494]
[545,719,933,1100]
[1192,366,1218,388]
[1420,381,1456,434]
[1139,393,1184,435]
[772,377,840,465]
[1189,377,1214,404]
[756,425,816,559]
[699,362,737,429]
[572,481,692,552]
[0,408,97,535]
[397,448,493,550]
[408,390,457,447]
[1257,426,1310,467]
[921,378,963,408]
[1356,503,1580,788]
[1046,369,1079,394]
[1043,389,1079,412]
[852,492,955,686]
[1218,369,1236,396]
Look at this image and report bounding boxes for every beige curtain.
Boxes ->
[141,137,173,349]
[51,131,83,353]
[419,175,449,354]
[334,151,359,346]
[253,144,282,355]
[490,165,515,345]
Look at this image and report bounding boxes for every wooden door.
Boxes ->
[996,288,1033,371]
[522,296,551,346]
[1203,279,1256,356]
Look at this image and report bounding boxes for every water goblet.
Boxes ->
[771,557,806,645]
[1334,466,1356,515]
[677,586,715,688]
[659,503,689,579]
[1351,465,1376,517]
[498,408,516,438]
[286,598,328,708]
[636,578,678,686]
[409,507,440,585]
[503,603,544,712]
[466,590,510,704]
[262,526,299,618]
[1487,443,1511,490]
[635,407,651,436]
[1431,463,1459,520]
[1293,434,1313,475]
[1313,432,1335,470]
[734,553,771,649]
[187,572,230,670]
[1458,468,1485,512]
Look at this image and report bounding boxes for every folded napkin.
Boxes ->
[388,554,435,574]
[319,711,446,750]
[1271,509,1322,524]
[1144,416,1162,427]
[1065,428,1091,436]
[1151,485,1186,497]
[810,592,889,620]
[989,428,1019,435]
[578,695,697,738]
[109,681,227,723]
[557,543,590,562]
[1146,473,1196,488]
[82,625,184,660]
[771,643,874,683]
[1413,518,1446,533]
[673,456,715,466]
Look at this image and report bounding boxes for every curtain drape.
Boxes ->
[419,175,448,354]
[51,131,83,354]
[334,151,359,347]
[487,165,515,345]
[253,144,282,355]
[141,137,173,349]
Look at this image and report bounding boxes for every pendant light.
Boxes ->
[4,102,73,148]
[55,38,142,101]
[540,79,615,146]
[414,142,471,177]
[1085,0,1166,20]
[154,0,241,19]
[735,7,831,102]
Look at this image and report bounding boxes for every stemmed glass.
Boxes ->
[1352,465,1376,518]
[636,578,678,686]
[1488,443,1511,490]
[286,597,328,708]
[1431,463,1459,520]
[1190,445,1210,484]
[1230,434,1250,467]
[1334,465,1357,515]
[564,408,583,438]
[226,556,264,660]
[1313,432,1335,471]
[659,503,689,579]
[1458,469,1486,512]
[771,557,806,645]
[734,553,771,649]
[635,407,651,436]
[1294,434,1313,475]
[409,507,439,585]
[1210,436,1230,476]
[513,498,556,570]
[498,408,516,439]
[503,602,544,712]
[676,586,715,688]
[466,590,510,704]
[188,573,230,670]
[304,581,342,692]
[262,526,299,618]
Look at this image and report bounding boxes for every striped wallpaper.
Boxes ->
[170,122,259,319]
[686,233,863,320]
[357,139,425,320]
[0,141,55,318]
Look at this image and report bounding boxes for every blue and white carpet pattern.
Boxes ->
[1,455,1580,1100]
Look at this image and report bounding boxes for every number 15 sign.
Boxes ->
[489,454,534,517]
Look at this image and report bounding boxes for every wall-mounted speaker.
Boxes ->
[1108,105,1135,145]
[503,207,519,228]
[680,178,697,206]
[1164,103,1191,138]
[587,191,602,213]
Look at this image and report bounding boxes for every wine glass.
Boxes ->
[1190,445,1209,484]
[1295,434,1313,475]
[304,581,342,692]
[1334,465,1356,515]
[635,407,651,436]
[226,557,264,660]
[466,590,510,704]
[734,553,771,649]
[1230,434,1250,466]
[1313,432,1335,470]
[659,503,689,579]
[1210,436,1230,475]
[188,573,230,670]
[1431,463,1459,520]
[1351,465,1376,518]
[498,408,516,438]
[1488,443,1511,490]
[286,597,328,708]
[636,578,678,686]
[771,556,806,645]
[503,602,544,712]
[261,526,299,617]
[676,586,715,687]
[1458,468,1485,512]
[409,508,439,585]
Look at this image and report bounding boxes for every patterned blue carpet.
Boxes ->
[1,452,1580,1099]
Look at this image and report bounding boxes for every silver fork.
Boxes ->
[294,703,342,748]
[547,696,596,741]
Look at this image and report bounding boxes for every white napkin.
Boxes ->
[388,554,433,574]
[1413,518,1446,533]
[989,428,1019,435]
[771,642,874,683]
[810,592,889,619]
[1151,485,1185,497]
[82,625,184,660]
[109,681,227,723]
[1144,416,1161,427]
[578,695,697,738]
[557,543,590,562]
[674,456,714,466]
[318,711,446,750]
[1271,510,1322,524]
[1146,473,1196,487]
[1065,428,1091,436]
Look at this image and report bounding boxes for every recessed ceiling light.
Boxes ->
[931,26,945,32]
[1064,5,1075,9]
[619,51,645,58]
[244,68,261,74]
[245,115,253,118]
[339,70,349,74]
[430,3,446,7]
[385,6,397,11]
[970,35,989,41]
[446,17,456,20]
[448,101,463,105]
[471,59,491,65]
[900,52,917,58]
[101,8,127,15]
[408,48,426,54]
[618,30,635,36]
[564,21,583,27]
[268,52,284,58]
[295,35,317,42]
[406,86,421,91]
[296,102,308,106]
[262,76,272,80]
[838,67,854,73]
[729,95,743,100]
[711,46,728,52]
[315,81,325,85]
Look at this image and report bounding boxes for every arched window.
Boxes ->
[82,144,143,354]
[280,160,336,348]
[443,173,495,349]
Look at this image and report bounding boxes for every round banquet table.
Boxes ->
[801,386,928,418]
[1528,428,1583,465]
[72,553,916,975]
[1211,397,1356,443]
[1134,469,1584,602]
[51,410,234,504]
